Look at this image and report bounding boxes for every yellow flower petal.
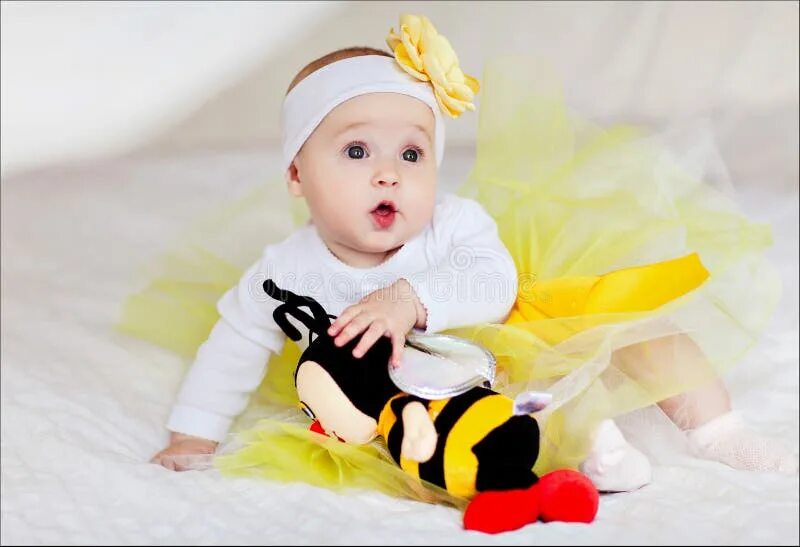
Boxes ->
[385,13,480,119]
[464,74,480,94]
[400,30,424,72]
[448,81,476,102]
[421,53,446,90]
[393,44,428,81]
[433,82,470,117]
[417,15,437,40]
[437,81,475,112]
[444,65,467,88]
[400,14,424,44]
[432,34,458,71]
[433,90,458,118]
[386,28,401,51]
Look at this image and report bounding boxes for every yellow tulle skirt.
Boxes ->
[118,57,780,506]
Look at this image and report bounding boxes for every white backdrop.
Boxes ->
[1,3,798,545]
[2,1,798,187]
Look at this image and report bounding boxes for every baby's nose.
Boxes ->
[372,169,399,187]
[376,177,399,187]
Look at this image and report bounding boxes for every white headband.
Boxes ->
[280,55,445,174]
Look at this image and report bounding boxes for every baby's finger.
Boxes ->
[352,322,387,358]
[154,454,177,471]
[391,332,406,368]
[171,454,214,471]
[334,312,372,347]
[173,459,188,472]
[328,305,363,336]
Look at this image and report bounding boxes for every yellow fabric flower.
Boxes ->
[386,14,480,118]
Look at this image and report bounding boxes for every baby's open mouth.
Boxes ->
[370,200,397,229]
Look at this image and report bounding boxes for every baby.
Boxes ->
[152,46,519,469]
[153,37,797,489]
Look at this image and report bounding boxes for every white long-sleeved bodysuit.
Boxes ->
[167,194,518,441]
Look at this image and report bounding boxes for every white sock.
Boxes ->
[579,419,652,493]
[686,411,799,474]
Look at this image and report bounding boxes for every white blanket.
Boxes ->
[1,145,797,545]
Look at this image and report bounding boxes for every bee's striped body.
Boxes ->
[377,387,540,499]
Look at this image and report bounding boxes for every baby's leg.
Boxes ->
[579,419,652,492]
[641,333,797,474]
[657,377,730,430]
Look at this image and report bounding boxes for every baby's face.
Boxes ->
[290,93,437,261]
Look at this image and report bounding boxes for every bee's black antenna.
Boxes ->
[263,279,332,341]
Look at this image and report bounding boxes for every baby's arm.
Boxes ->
[329,196,517,363]
[151,432,219,471]
[152,319,275,470]
[408,195,518,333]
[153,256,285,471]
[328,278,424,367]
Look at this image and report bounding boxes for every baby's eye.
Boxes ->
[347,144,367,159]
[402,148,420,163]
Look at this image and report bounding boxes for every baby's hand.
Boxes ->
[151,432,218,471]
[328,279,426,367]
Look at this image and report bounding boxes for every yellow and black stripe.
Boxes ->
[377,387,540,499]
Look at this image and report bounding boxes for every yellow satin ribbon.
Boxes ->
[506,252,710,344]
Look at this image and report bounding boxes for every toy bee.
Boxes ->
[263,279,598,533]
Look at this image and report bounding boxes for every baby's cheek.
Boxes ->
[310,195,354,233]
[409,188,437,225]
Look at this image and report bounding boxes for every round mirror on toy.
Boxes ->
[389,333,497,400]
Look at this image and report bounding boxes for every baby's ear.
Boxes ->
[286,161,304,197]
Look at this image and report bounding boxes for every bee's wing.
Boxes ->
[391,333,497,400]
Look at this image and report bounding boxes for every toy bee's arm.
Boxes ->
[400,401,438,463]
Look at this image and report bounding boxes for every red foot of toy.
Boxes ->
[462,470,599,534]
[536,469,599,523]
[463,486,540,534]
